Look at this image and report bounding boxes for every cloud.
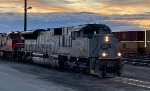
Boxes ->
[0,0,149,32]
[94,0,150,6]
[106,13,150,30]
[0,0,150,16]
[0,12,145,32]
[0,0,75,13]
[92,0,150,15]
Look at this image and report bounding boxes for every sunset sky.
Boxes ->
[0,0,150,31]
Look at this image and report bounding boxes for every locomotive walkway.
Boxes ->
[0,60,149,91]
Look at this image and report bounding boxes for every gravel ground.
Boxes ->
[0,60,149,91]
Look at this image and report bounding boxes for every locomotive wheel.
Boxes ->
[83,68,90,75]
[116,63,122,77]
[73,66,80,73]
[8,53,12,60]
[3,52,6,59]
[117,70,121,77]
[101,65,106,78]
[116,66,121,77]
[5,52,12,60]
[58,56,67,70]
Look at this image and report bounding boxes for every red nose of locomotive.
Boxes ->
[5,32,22,51]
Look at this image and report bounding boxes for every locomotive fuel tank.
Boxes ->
[32,53,59,67]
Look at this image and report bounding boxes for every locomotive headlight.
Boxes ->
[117,52,122,57]
[105,36,109,42]
[102,52,107,57]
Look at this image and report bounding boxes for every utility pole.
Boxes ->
[24,0,27,31]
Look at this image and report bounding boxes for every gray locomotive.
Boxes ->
[0,24,123,77]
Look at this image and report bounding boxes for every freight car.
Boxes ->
[0,24,122,77]
[113,31,150,54]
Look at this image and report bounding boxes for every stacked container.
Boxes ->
[113,31,146,53]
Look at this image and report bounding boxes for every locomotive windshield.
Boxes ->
[81,24,111,35]
[101,44,111,50]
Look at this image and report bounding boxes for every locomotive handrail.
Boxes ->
[82,34,112,38]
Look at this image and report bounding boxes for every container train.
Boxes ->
[0,24,122,77]
[113,30,150,54]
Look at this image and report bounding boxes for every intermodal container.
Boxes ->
[113,31,145,41]
[146,30,150,41]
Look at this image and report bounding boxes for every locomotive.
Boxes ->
[0,24,123,77]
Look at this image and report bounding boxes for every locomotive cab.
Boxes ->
[76,24,123,77]
[6,32,22,51]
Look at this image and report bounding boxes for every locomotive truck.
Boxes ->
[0,24,123,77]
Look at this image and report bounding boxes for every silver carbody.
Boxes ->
[22,24,119,59]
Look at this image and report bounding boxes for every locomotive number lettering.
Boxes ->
[101,44,111,50]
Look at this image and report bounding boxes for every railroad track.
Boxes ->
[122,58,150,67]
[114,77,150,89]
[122,53,150,67]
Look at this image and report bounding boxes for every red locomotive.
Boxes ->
[0,32,22,59]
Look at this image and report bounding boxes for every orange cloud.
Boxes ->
[1,0,150,15]
[0,0,76,13]
[110,19,150,30]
